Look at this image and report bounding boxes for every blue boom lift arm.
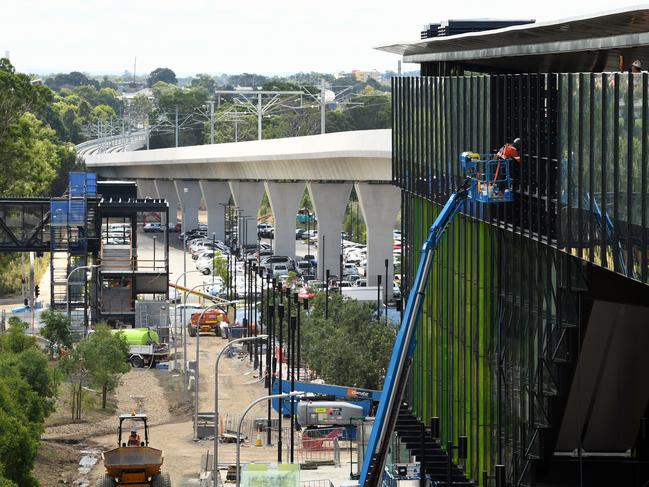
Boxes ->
[359,177,472,486]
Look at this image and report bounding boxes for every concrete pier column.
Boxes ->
[265,182,304,257]
[154,179,180,224]
[307,182,352,280]
[228,181,265,246]
[174,180,202,232]
[199,181,231,242]
[356,183,401,299]
[137,179,158,199]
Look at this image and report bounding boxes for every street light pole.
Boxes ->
[213,334,268,484]
[236,392,303,487]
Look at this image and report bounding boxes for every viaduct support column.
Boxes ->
[154,180,180,224]
[199,181,231,242]
[356,183,401,300]
[137,179,158,199]
[265,182,304,258]
[229,181,265,246]
[308,182,352,281]
[174,180,202,232]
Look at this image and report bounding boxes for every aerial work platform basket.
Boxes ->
[460,151,513,203]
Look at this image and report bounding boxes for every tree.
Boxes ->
[0,321,54,486]
[40,309,73,358]
[130,93,153,125]
[76,325,130,409]
[0,113,62,196]
[148,67,177,87]
[191,73,216,93]
[44,71,98,91]
[300,293,395,389]
[0,58,51,141]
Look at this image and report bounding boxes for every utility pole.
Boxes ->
[320,79,326,134]
[257,93,262,140]
[175,105,179,147]
[209,100,215,144]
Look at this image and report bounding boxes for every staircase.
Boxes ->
[512,255,583,487]
[395,403,474,486]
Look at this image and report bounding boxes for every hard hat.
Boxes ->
[632,60,642,69]
[512,138,522,150]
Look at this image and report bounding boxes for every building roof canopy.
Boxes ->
[377,6,649,72]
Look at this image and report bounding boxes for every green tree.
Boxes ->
[44,71,98,91]
[130,93,153,125]
[0,321,54,486]
[0,58,51,140]
[40,309,73,358]
[148,67,177,87]
[0,318,36,353]
[76,325,130,409]
[191,73,216,93]
[0,113,62,196]
[300,293,395,389]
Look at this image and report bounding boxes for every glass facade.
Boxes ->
[395,73,649,485]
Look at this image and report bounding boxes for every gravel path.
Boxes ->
[43,369,171,440]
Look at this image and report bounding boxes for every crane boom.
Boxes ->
[359,178,472,486]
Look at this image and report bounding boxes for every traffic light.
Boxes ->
[34,285,39,298]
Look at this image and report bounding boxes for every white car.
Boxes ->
[195,255,213,275]
[342,263,359,277]
[272,263,289,278]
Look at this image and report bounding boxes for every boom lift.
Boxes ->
[359,151,514,486]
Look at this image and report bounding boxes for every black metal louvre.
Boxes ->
[394,73,649,285]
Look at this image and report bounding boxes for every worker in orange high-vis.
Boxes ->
[494,138,521,193]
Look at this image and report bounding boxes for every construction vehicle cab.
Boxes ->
[97,413,170,487]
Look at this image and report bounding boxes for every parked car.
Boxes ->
[295,229,305,240]
[342,263,359,277]
[354,279,367,287]
[257,223,274,238]
[196,255,213,275]
[143,222,163,233]
[272,263,289,278]
[296,261,312,276]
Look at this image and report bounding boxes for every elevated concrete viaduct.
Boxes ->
[87,129,398,296]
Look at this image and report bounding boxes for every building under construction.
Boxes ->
[379,7,649,487]
[0,173,169,333]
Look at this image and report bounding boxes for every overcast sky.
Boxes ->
[1,0,643,76]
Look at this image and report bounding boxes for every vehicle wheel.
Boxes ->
[96,475,115,487]
[152,472,171,487]
[130,355,145,368]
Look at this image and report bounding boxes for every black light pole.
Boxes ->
[289,314,296,463]
[384,258,389,325]
[325,269,330,319]
[266,301,274,446]
[255,261,260,371]
[272,278,277,377]
[307,214,311,257]
[340,232,343,280]
[300,297,308,381]
[377,274,382,322]
[294,292,300,382]
[277,302,285,463]
[322,235,326,281]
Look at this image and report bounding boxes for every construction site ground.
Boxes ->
[36,229,356,486]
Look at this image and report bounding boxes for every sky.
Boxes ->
[1,0,644,76]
